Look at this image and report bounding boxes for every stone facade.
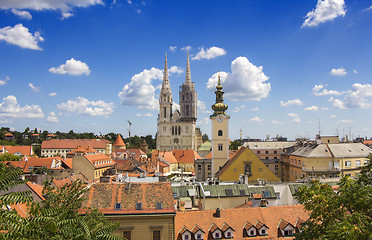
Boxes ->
[156,53,202,151]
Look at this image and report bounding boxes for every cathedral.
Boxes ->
[156,53,202,151]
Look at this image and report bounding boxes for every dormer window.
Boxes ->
[260,229,266,235]
[136,202,142,210]
[284,230,293,236]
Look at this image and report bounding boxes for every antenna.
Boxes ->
[127,120,132,137]
[318,119,321,136]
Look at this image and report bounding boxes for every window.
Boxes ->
[123,231,131,240]
[262,191,271,198]
[163,107,166,118]
[218,144,223,151]
[196,233,202,239]
[218,130,223,136]
[345,161,351,167]
[172,126,174,135]
[226,231,232,238]
[114,202,121,210]
[178,126,181,135]
[275,165,279,171]
[250,230,255,236]
[215,232,220,238]
[284,230,293,236]
[356,160,361,167]
[153,230,161,240]
[198,165,202,171]
[261,229,266,235]
[136,202,142,210]
[257,151,260,154]
[185,234,189,240]
[274,151,277,154]
[156,202,162,209]
[275,192,280,199]
[225,189,233,196]
[299,160,301,165]
[265,151,269,154]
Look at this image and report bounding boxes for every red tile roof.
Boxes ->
[152,150,178,164]
[4,133,13,136]
[26,182,45,200]
[80,182,176,215]
[53,178,72,188]
[175,205,308,240]
[172,149,202,163]
[206,150,238,160]
[41,139,110,149]
[62,158,72,169]
[3,146,32,156]
[84,154,115,169]
[113,135,126,146]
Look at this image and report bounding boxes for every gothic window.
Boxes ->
[178,126,181,135]
[218,144,223,151]
[163,107,167,118]
[185,105,190,116]
[218,130,223,136]
[172,126,174,135]
[175,126,178,135]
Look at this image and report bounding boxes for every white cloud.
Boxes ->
[0,95,44,123]
[288,113,301,123]
[136,113,154,117]
[169,46,177,52]
[250,117,264,123]
[251,107,259,111]
[48,92,57,97]
[321,107,328,110]
[46,112,58,123]
[207,57,271,101]
[353,69,358,74]
[0,76,10,86]
[364,6,372,11]
[330,67,347,76]
[330,83,372,109]
[280,99,303,107]
[339,119,353,124]
[11,9,32,19]
[181,46,192,51]
[0,0,104,18]
[173,102,180,112]
[192,46,226,60]
[0,24,44,50]
[197,117,210,126]
[197,100,212,114]
[169,66,183,75]
[271,120,285,125]
[304,106,319,111]
[58,97,115,116]
[118,67,163,110]
[28,83,40,92]
[330,114,337,118]
[49,58,90,76]
[62,12,74,19]
[302,0,346,28]
[313,84,344,96]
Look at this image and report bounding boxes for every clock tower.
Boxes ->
[210,76,230,177]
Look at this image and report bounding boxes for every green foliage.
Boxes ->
[0,153,22,162]
[295,157,372,240]
[229,139,241,150]
[202,134,209,142]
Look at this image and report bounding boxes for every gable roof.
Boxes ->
[83,154,115,169]
[26,182,45,200]
[41,139,110,149]
[175,205,308,240]
[80,182,176,215]
[152,150,178,164]
[3,146,32,156]
[291,143,372,158]
[172,149,202,163]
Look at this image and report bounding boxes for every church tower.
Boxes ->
[159,52,173,123]
[210,76,230,176]
[180,51,197,121]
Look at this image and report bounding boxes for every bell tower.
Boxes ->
[159,52,173,122]
[180,51,197,122]
[210,76,230,176]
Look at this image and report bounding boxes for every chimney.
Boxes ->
[214,208,221,218]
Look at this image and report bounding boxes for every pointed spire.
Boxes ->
[185,51,191,84]
[163,52,169,85]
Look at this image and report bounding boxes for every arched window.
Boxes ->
[218,130,223,136]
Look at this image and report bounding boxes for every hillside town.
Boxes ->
[1,53,371,240]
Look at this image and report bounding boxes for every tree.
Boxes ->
[294,157,372,240]
[202,134,209,142]
[229,139,241,150]
[0,153,21,162]
[2,179,124,239]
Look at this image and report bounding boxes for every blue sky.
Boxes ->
[1,0,372,141]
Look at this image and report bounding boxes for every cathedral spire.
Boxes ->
[163,52,169,86]
[185,51,191,84]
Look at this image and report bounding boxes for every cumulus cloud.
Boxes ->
[48,92,57,97]
[231,105,246,113]
[288,113,301,123]
[0,0,104,18]
[302,0,346,28]
[118,67,163,110]
[11,9,32,19]
[0,76,10,86]
[192,46,226,60]
[169,66,183,75]
[313,84,344,96]
[0,24,44,50]
[331,67,347,76]
[330,83,372,109]
[57,97,115,116]
[0,95,44,123]
[207,57,271,101]
[169,46,177,52]
[271,120,285,125]
[46,112,58,123]
[198,100,212,114]
[49,58,91,76]
[304,106,319,111]
[321,107,328,110]
[197,117,210,126]
[28,83,40,92]
[135,113,154,117]
[181,46,192,51]
[280,99,303,107]
[251,107,259,111]
[353,69,358,74]
[250,117,264,123]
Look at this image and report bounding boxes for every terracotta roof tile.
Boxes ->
[152,150,178,164]
[9,203,28,218]
[53,178,72,188]
[191,224,205,234]
[4,146,32,156]
[22,157,64,173]
[84,154,115,169]
[62,158,72,169]
[221,222,234,232]
[278,219,291,230]
[172,149,202,163]
[41,139,110,149]
[175,205,308,239]
[26,182,45,200]
[208,223,220,233]
[243,221,254,230]
[113,135,126,146]
[81,182,176,215]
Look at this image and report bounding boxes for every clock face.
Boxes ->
[217,116,223,123]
